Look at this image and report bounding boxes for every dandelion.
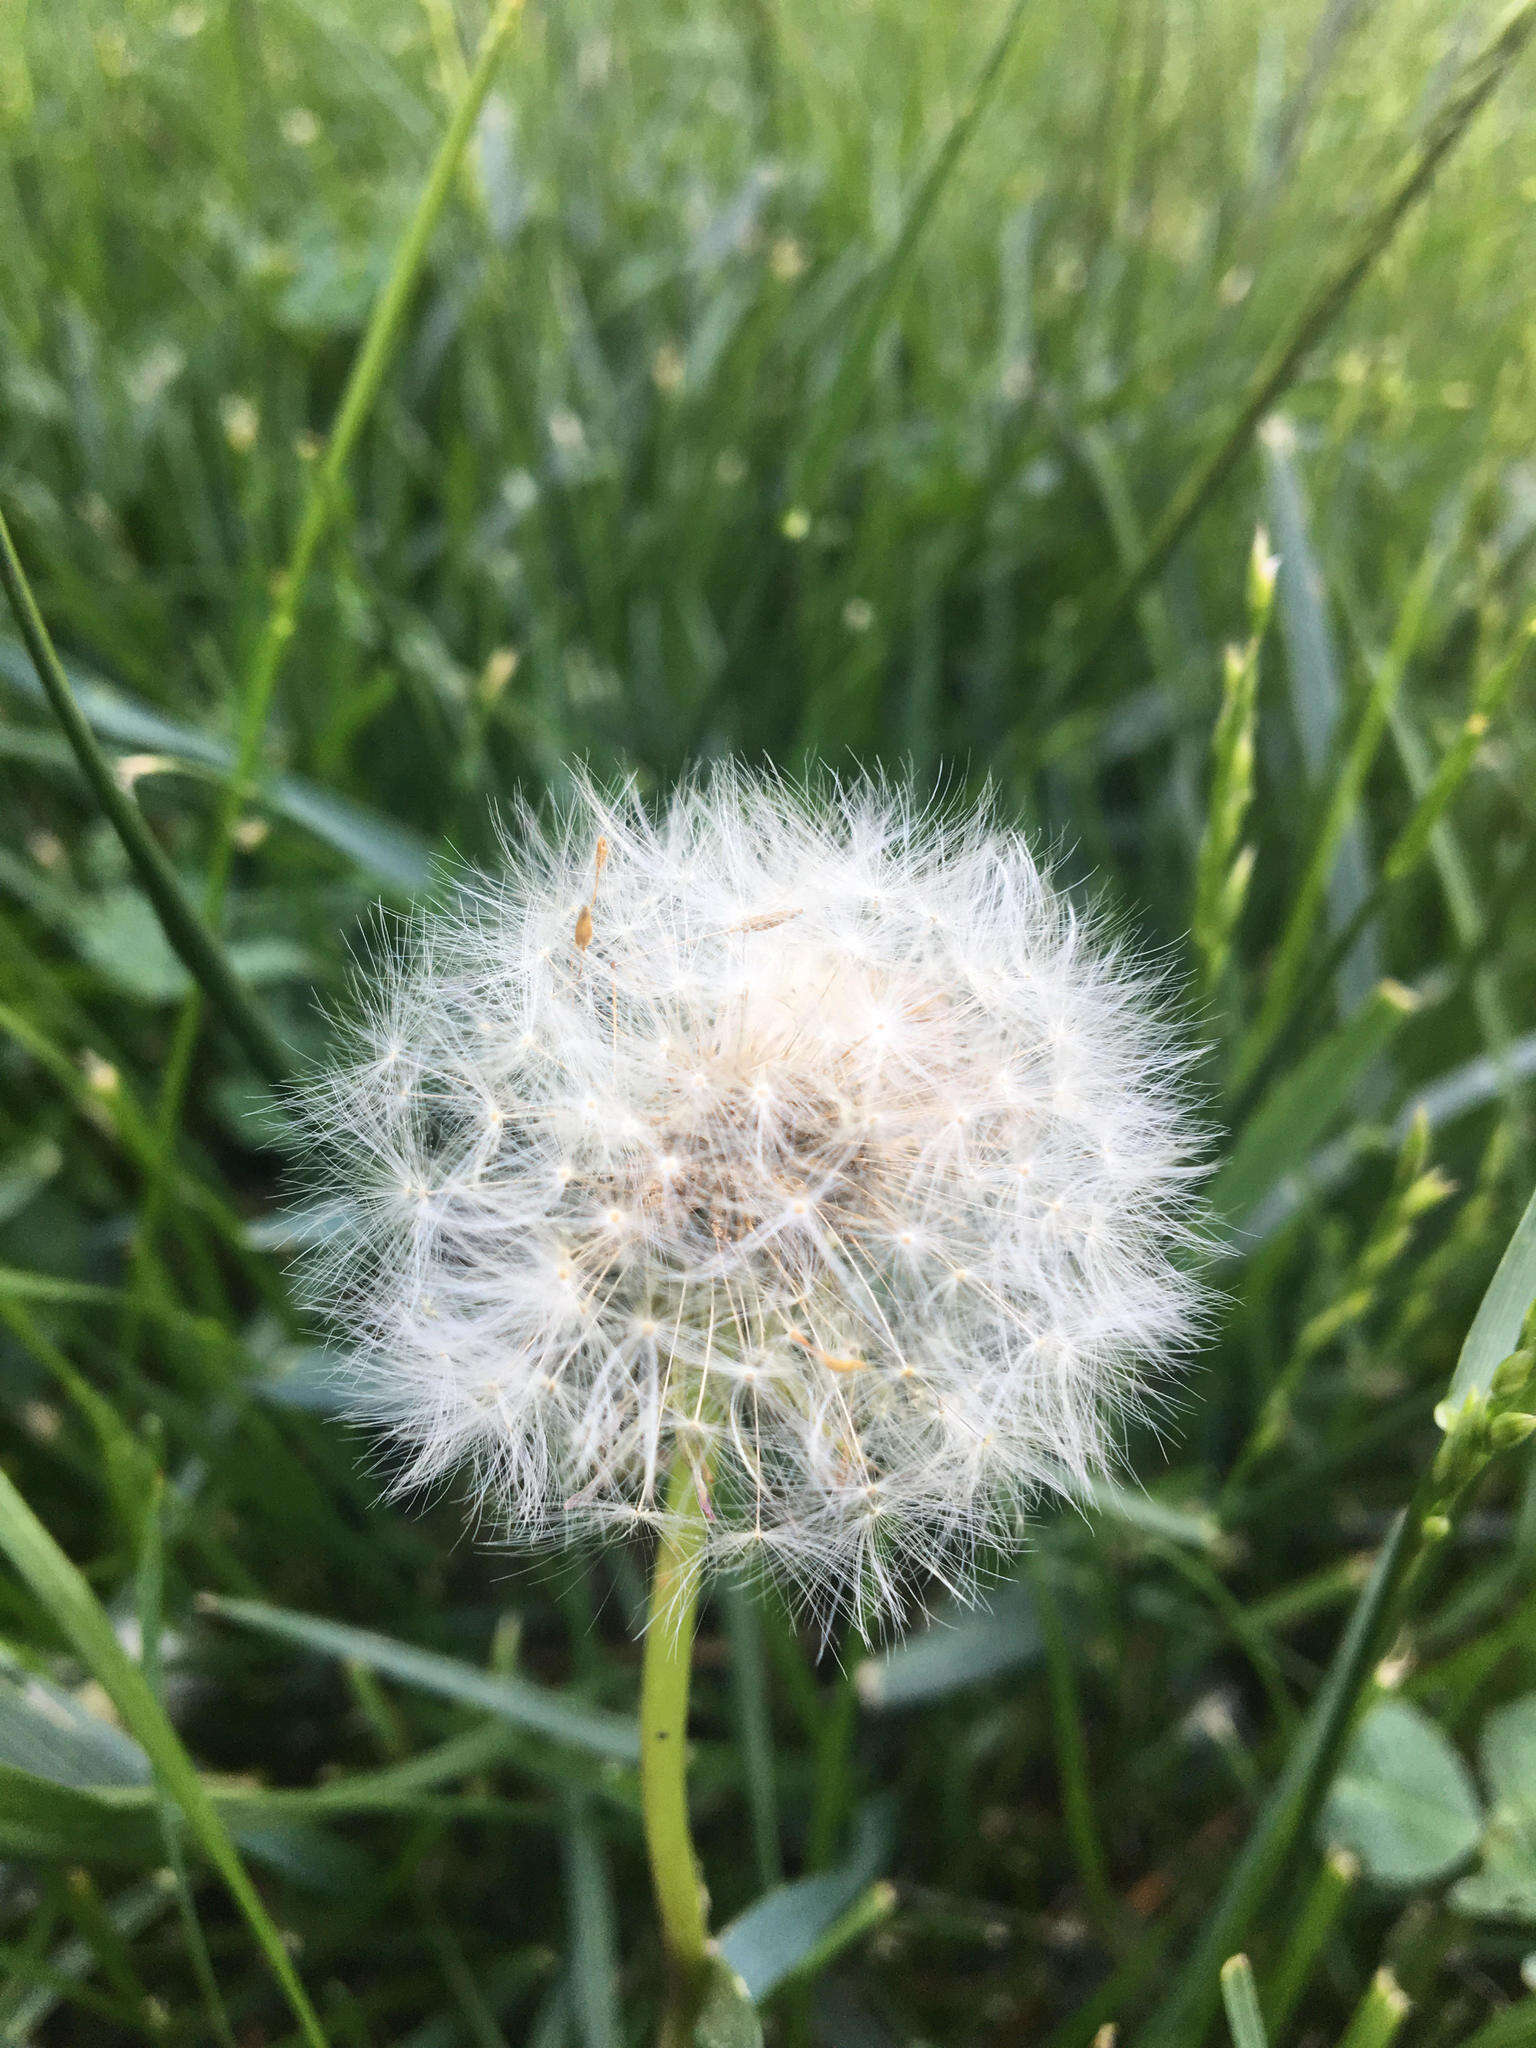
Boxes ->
[296,765,1206,2033]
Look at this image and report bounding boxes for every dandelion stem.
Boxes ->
[640,1456,712,2048]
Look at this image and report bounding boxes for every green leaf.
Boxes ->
[0,1467,330,2046]
[562,1793,622,2048]
[0,1667,376,1895]
[0,639,435,891]
[716,1799,894,2002]
[854,1585,1041,1712]
[73,889,312,1002]
[0,1763,164,1865]
[1482,1695,1536,1820]
[692,1956,763,2048]
[203,1594,641,1764]
[0,1666,150,1789]
[1220,1953,1270,2048]
[0,1876,175,2040]
[1321,1698,1482,1887]
[1449,1183,1536,1404]
[1212,980,1418,1233]
[1452,1693,1536,1926]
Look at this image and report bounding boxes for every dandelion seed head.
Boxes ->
[296,767,1208,1636]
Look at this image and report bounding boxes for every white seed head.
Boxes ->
[296,767,1207,1635]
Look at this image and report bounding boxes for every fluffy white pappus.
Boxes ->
[295,766,1208,1636]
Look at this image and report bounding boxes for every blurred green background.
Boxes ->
[2,0,1536,2042]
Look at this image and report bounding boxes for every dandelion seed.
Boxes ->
[295,767,1207,1636]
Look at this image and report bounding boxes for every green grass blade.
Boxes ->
[1261,1847,1359,2035]
[0,640,434,890]
[204,0,526,920]
[1025,1553,1116,1925]
[0,509,290,1084]
[1137,1506,1417,2048]
[0,1879,174,2043]
[1059,0,1536,693]
[1450,1182,1536,1404]
[1220,1954,1270,2048]
[717,1799,895,2002]
[724,1583,784,1891]
[1334,1968,1411,2048]
[788,0,1031,512]
[1260,417,1380,1016]
[0,1467,330,2048]
[561,1793,622,2048]
[1235,537,1441,1089]
[1212,980,1418,1234]
[202,1594,641,1763]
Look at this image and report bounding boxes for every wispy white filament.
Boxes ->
[298,768,1206,1633]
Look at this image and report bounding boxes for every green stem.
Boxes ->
[0,507,290,1084]
[641,1459,713,2048]
[204,0,525,920]
[1025,1551,1118,1930]
[1057,0,1536,699]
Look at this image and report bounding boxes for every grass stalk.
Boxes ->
[1059,0,1536,696]
[788,0,1031,512]
[1262,1847,1360,2035]
[0,1465,332,2048]
[1335,1968,1411,2048]
[205,0,524,916]
[0,508,289,1083]
[1143,1294,1536,2048]
[1026,1552,1118,1929]
[1219,1954,1270,2048]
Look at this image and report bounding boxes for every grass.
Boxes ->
[2,0,1536,2042]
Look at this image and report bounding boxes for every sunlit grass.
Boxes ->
[1,0,1535,2042]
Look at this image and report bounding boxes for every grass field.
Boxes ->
[3,0,1536,2042]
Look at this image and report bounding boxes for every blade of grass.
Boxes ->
[1136,1504,1417,2048]
[1242,617,1529,1097]
[1140,1193,1536,2047]
[1450,1182,1536,1403]
[1335,1968,1411,2048]
[1233,536,1442,1090]
[0,1878,175,2043]
[724,1582,784,1891]
[1024,1552,1117,1927]
[1212,979,1419,1235]
[136,1472,239,2048]
[57,1868,160,2034]
[204,0,525,921]
[0,508,289,1084]
[787,0,1032,512]
[561,1793,622,2048]
[1260,1847,1359,2035]
[1058,0,1536,694]
[1260,415,1382,1017]
[0,1467,331,2048]
[201,1594,641,1764]
[1219,1955,1269,2048]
